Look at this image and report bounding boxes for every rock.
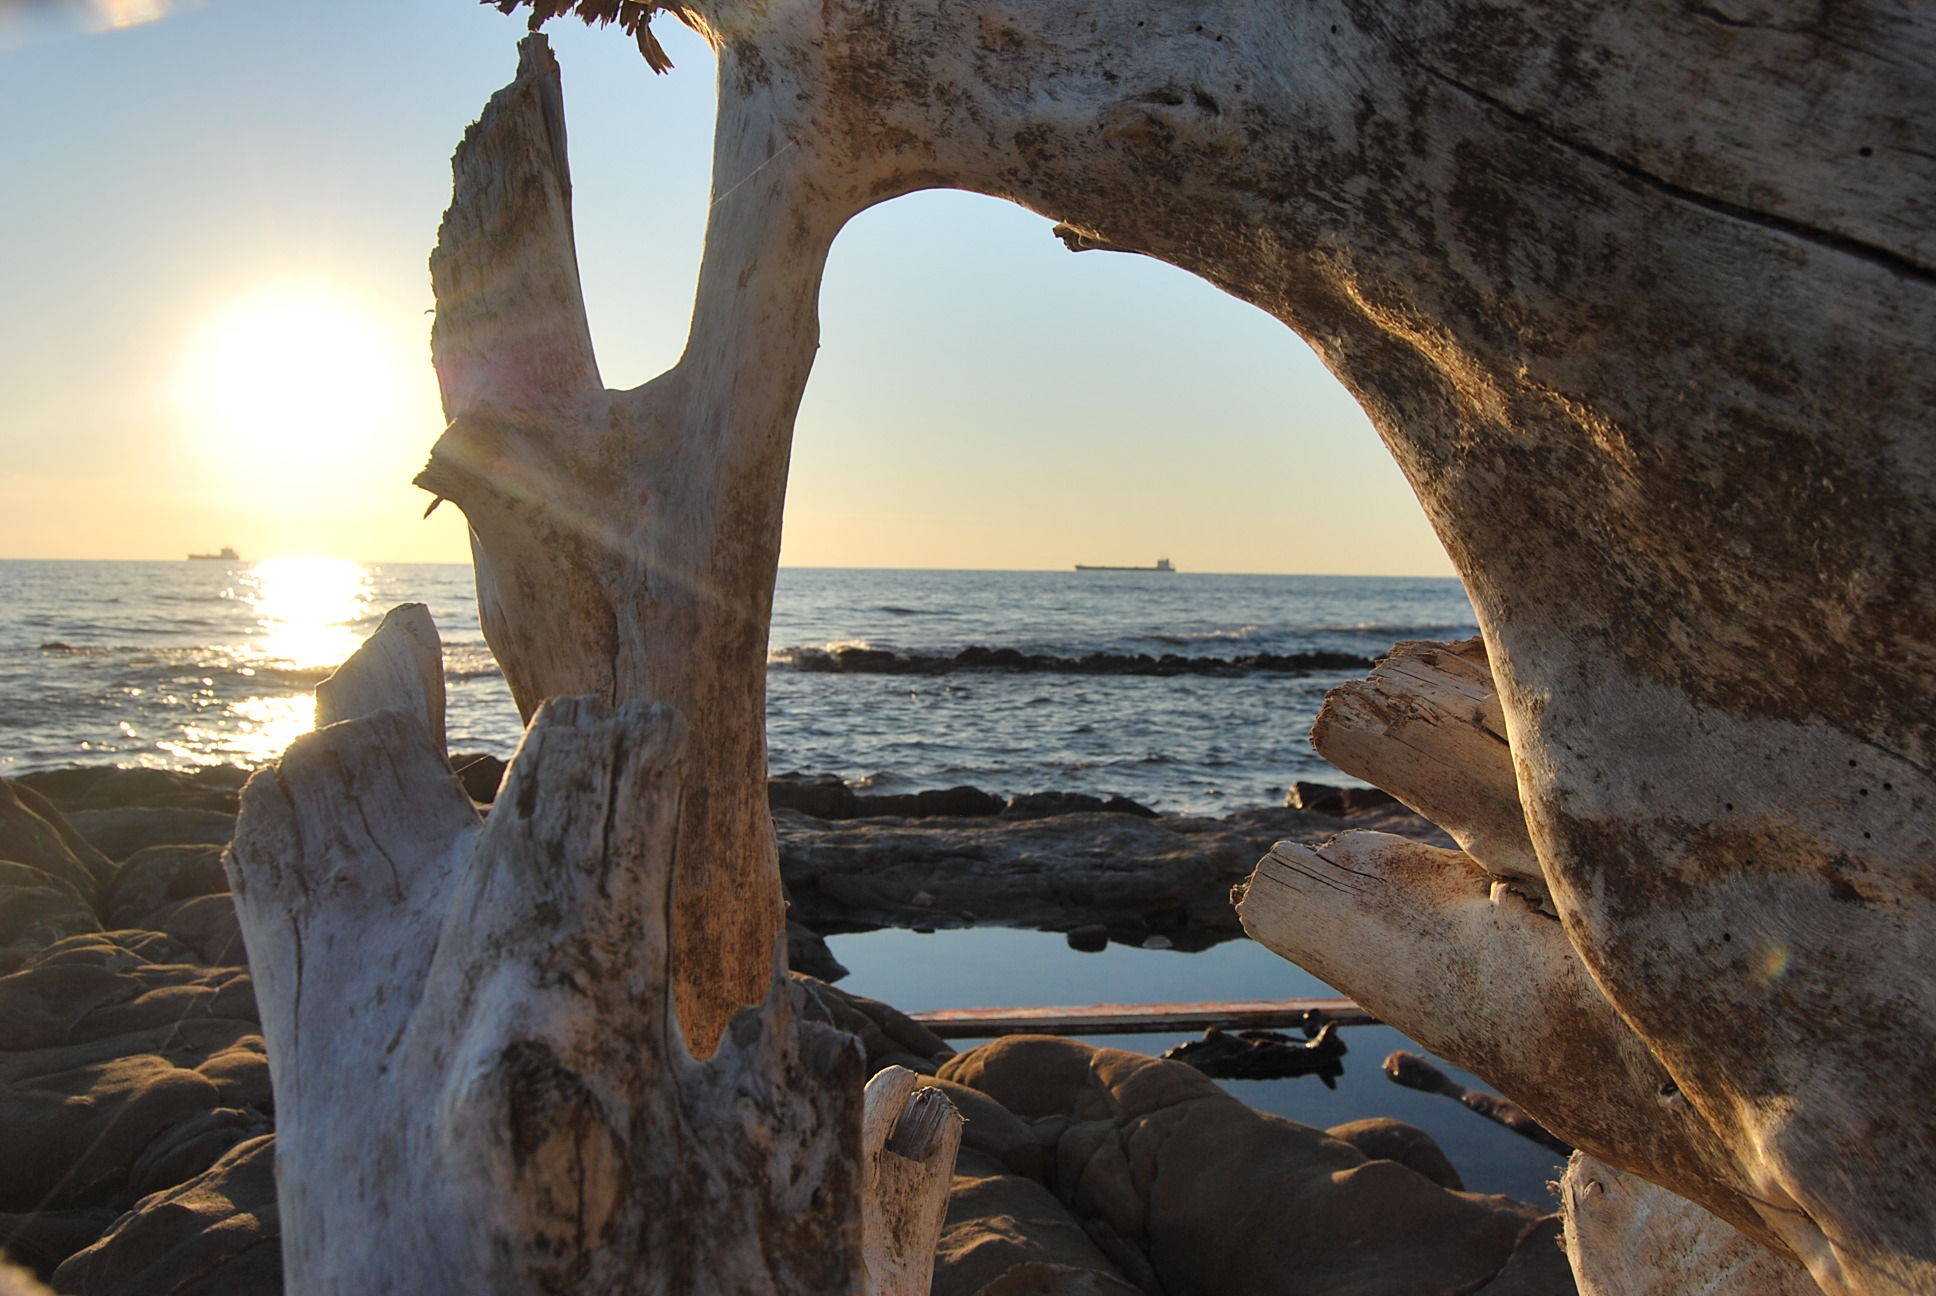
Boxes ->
[126,1107,273,1202]
[0,1210,118,1282]
[780,801,1457,946]
[792,973,955,1075]
[940,1036,1549,1296]
[1161,1023,1348,1086]
[0,782,112,910]
[916,1077,1047,1182]
[1473,1216,1575,1296]
[786,917,850,982]
[934,1149,1143,1296]
[62,810,235,863]
[0,934,266,1213]
[103,845,228,932]
[1326,1118,1465,1192]
[769,774,859,820]
[157,895,246,968]
[1285,781,1397,816]
[449,752,506,803]
[1003,792,1108,820]
[1064,924,1108,954]
[0,864,100,975]
[52,1134,280,1296]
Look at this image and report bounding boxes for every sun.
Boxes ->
[177,282,426,486]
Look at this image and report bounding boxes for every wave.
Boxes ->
[772,644,1374,677]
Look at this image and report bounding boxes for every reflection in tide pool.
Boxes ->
[827,928,1567,1204]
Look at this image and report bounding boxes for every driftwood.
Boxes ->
[435,2,1933,1289]
[1562,1155,1819,1296]
[226,609,958,1294]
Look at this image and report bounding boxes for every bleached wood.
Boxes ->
[1311,638,1542,887]
[429,5,1936,1289]
[313,602,447,753]
[1562,1155,1818,1296]
[228,629,869,1294]
[1236,833,1778,1253]
[861,1067,964,1296]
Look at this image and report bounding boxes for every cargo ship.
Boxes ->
[1074,557,1175,572]
[188,547,240,561]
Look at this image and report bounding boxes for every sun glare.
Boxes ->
[177,282,427,490]
[243,556,372,670]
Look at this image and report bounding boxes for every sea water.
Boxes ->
[0,560,1559,1201]
[0,560,1476,813]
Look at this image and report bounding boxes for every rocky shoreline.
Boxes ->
[0,762,1566,1296]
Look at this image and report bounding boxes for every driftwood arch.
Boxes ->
[227,2,1936,1291]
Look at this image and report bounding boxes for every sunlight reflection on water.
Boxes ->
[208,557,373,759]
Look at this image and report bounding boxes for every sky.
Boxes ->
[0,0,1455,575]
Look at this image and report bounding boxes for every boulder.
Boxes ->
[1285,782,1397,816]
[940,1036,1568,1296]
[1325,1118,1464,1192]
[52,1135,280,1296]
[769,773,859,820]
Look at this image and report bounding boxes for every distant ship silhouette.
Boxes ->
[188,547,239,561]
[1074,557,1175,572]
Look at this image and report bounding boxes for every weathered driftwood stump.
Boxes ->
[227,607,959,1294]
[437,2,1931,1289]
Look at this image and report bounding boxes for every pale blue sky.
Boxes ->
[0,0,1453,574]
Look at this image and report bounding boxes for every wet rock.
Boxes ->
[940,1036,1554,1296]
[53,1135,280,1296]
[0,1209,118,1282]
[934,1149,1143,1296]
[1285,781,1397,815]
[769,773,859,820]
[786,918,850,982]
[62,810,235,864]
[0,864,100,976]
[449,752,506,803]
[858,786,1006,819]
[1064,924,1108,954]
[1326,1117,1465,1192]
[1385,1051,1574,1157]
[1161,1023,1348,1086]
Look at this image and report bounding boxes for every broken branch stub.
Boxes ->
[1311,638,1543,887]
[1562,1155,1817,1296]
[227,609,873,1294]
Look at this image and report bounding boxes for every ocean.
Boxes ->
[0,560,1566,1200]
[0,559,1477,808]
